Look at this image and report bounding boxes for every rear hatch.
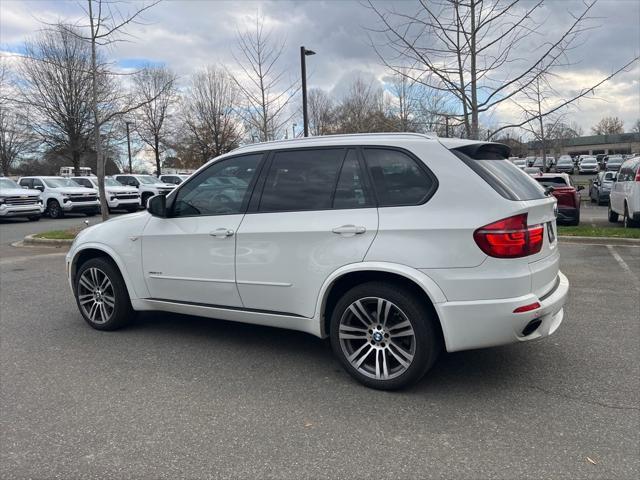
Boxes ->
[446,141,559,298]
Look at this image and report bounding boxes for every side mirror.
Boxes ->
[35,185,44,192]
[147,194,166,217]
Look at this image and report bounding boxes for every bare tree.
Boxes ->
[132,65,178,176]
[307,88,335,136]
[366,0,639,140]
[19,25,96,175]
[633,119,640,134]
[57,0,166,220]
[591,116,624,135]
[181,66,242,163]
[231,15,299,141]
[335,78,390,133]
[0,64,35,175]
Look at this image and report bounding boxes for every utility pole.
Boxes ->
[445,116,450,138]
[292,123,297,139]
[300,46,315,137]
[125,121,133,173]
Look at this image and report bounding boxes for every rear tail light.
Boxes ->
[473,213,544,258]
[635,170,640,182]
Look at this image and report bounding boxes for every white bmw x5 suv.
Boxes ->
[66,133,569,389]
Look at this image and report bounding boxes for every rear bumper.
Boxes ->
[436,271,569,352]
[557,206,578,223]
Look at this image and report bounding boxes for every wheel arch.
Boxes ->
[70,245,138,299]
[316,263,447,340]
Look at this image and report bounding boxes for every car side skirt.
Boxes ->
[132,298,322,337]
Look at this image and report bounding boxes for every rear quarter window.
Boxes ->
[452,144,546,201]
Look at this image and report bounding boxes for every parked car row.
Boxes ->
[529,173,582,225]
[0,172,189,220]
[511,153,635,174]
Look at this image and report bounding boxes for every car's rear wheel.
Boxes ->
[75,257,133,331]
[623,204,637,228]
[330,282,440,390]
[47,199,63,219]
[608,204,619,223]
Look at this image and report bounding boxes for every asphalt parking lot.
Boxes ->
[0,225,638,479]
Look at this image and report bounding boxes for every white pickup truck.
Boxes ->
[113,174,175,208]
[71,176,140,213]
[0,177,44,221]
[18,176,100,218]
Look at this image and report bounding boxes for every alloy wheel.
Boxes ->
[338,297,416,381]
[77,267,115,324]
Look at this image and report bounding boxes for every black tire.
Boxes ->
[569,209,580,226]
[141,193,153,209]
[329,282,440,390]
[75,257,134,331]
[622,204,637,228]
[28,215,40,221]
[47,199,63,219]
[608,204,619,223]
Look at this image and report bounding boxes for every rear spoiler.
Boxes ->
[449,142,511,160]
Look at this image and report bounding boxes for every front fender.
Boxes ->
[68,241,149,300]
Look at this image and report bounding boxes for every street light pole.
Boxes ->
[125,121,132,173]
[300,46,315,137]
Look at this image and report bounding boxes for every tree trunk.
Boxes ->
[72,149,81,176]
[88,0,108,221]
[469,0,479,140]
[154,133,161,175]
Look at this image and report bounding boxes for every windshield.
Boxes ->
[43,178,81,188]
[608,158,623,165]
[582,158,597,164]
[0,178,20,189]
[558,158,572,164]
[602,172,616,182]
[137,175,160,184]
[104,178,122,187]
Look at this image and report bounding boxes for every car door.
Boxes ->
[235,148,378,318]
[140,153,264,306]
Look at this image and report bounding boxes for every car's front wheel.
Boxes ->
[47,199,63,219]
[330,282,440,390]
[75,257,133,330]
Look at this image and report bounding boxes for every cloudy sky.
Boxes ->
[1,0,639,135]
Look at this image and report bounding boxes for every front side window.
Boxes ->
[259,148,344,212]
[363,148,436,206]
[172,154,262,217]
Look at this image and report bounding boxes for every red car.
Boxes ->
[531,173,583,225]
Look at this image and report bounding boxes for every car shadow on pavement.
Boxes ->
[127,311,541,394]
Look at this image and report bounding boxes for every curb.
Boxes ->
[23,234,73,246]
[558,235,640,246]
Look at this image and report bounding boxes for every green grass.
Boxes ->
[33,230,77,240]
[558,225,640,239]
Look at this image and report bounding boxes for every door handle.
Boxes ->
[210,228,234,238]
[332,224,366,236]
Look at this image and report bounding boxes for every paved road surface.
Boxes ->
[0,242,638,479]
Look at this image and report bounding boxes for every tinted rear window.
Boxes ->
[363,148,437,206]
[452,145,546,201]
[259,148,344,212]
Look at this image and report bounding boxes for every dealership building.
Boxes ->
[527,132,640,157]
